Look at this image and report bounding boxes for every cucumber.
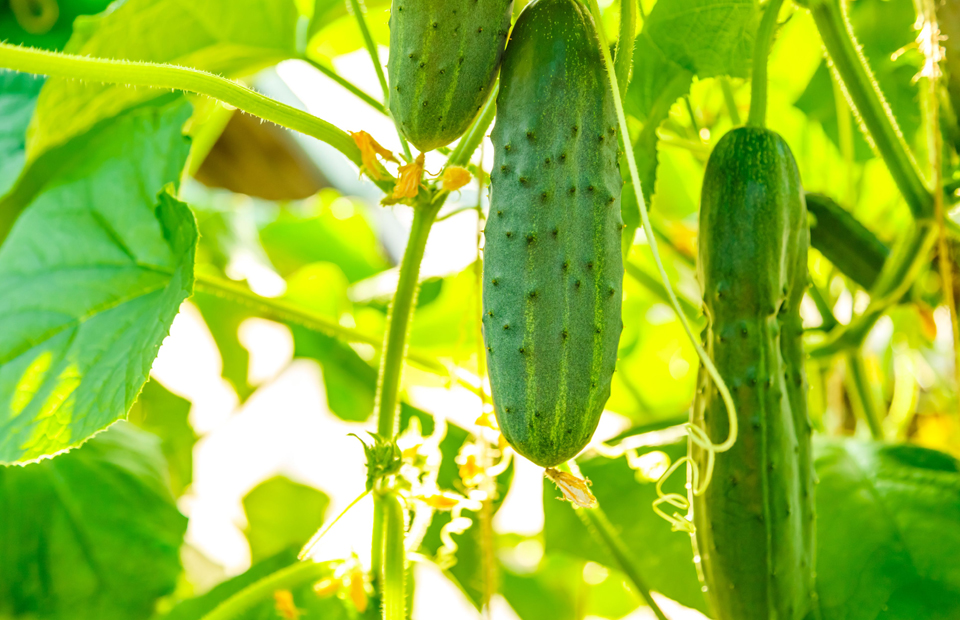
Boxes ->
[693,127,816,619]
[482,0,623,468]
[387,0,513,152]
[806,192,888,290]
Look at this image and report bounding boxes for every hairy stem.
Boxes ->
[200,561,329,620]
[192,274,445,375]
[381,492,407,620]
[748,0,785,127]
[808,0,932,219]
[0,42,363,168]
[614,0,637,102]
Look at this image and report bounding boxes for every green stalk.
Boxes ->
[845,352,885,439]
[0,42,363,169]
[584,0,739,452]
[747,0,785,128]
[192,274,446,375]
[448,83,499,167]
[347,0,412,160]
[200,561,329,620]
[374,200,442,438]
[305,57,387,114]
[807,0,933,219]
[720,76,742,126]
[578,508,670,620]
[614,0,637,102]
[381,492,407,620]
[625,261,700,320]
[808,281,839,331]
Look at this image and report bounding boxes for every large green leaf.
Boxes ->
[0,99,196,464]
[0,0,114,51]
[0,71,43,198]
[242,475,330,563]
[0,422,187,619]
[128,378,197,498]
[815,440,960,620]
[27,0,300,160]
[625,0,758,206]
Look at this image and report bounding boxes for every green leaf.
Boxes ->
[242,475,330,563]
[0,422,187,619]
[27,0,301,160]
[193,292,256,402]
[625,0,757,205]
[0,0,114,51]
[259,196,389,283]
[128,379,197,498]
[0,70,43,197]
[815,440,960,620]
[0,99,196,464]
[542,440,709,614]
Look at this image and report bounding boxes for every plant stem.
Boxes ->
[0,42,363,169]
[374,200,442,438]
[585,0,739,452]
[347,0,412,160]
[747,0,785,128]
[579,508,670,620]
[808,0,933,219]
[614,0,637,102]
[448,83,499,167]
[845,352,885,439]
[918,0,960,408]
[381,492,407,620]
[305,57,387,114]
[625,261,700,320]
[200,561,329,620]
[192,273,446,375]
[808,281,839,331]
[720,77,742,126]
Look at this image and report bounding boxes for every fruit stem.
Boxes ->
[807,0,932,220]
[747,0,785,128]
[845,352,885,439]
[720,77,742,126]
[381,492,407,620]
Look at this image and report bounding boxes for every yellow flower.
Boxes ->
[273,589,303,620]
[347,566,369,613]
[544,468,597,509]
[393,153,426,199]
[441,166,472,192]
[312,577,341,597]
[350,130,397,181]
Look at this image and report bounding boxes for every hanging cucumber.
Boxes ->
[387,0,513,152]
[482,0,623,468]
[693,127,816,619]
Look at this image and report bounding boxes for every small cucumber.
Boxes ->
[693,127,816,620]
[483,0,623,468]
[387,0,513,152]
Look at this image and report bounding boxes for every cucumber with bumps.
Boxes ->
[387,0,513,152]
[482,0,623,468]
[693,127,816,619]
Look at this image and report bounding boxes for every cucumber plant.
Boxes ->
[0,1,958,620]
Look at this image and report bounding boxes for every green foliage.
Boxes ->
[0,71,42,197]
[484,0,623,468]
[0,422,187,619]
[0,99,195,464]
[815,440,960,620]
[242,476,330,563]
[129,379,197,498]
[0,0,114,51]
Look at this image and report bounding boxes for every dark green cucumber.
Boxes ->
[387,0,513,152]
[806,192,888,290]
[693,127,816,620]
[482,0,623,468]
